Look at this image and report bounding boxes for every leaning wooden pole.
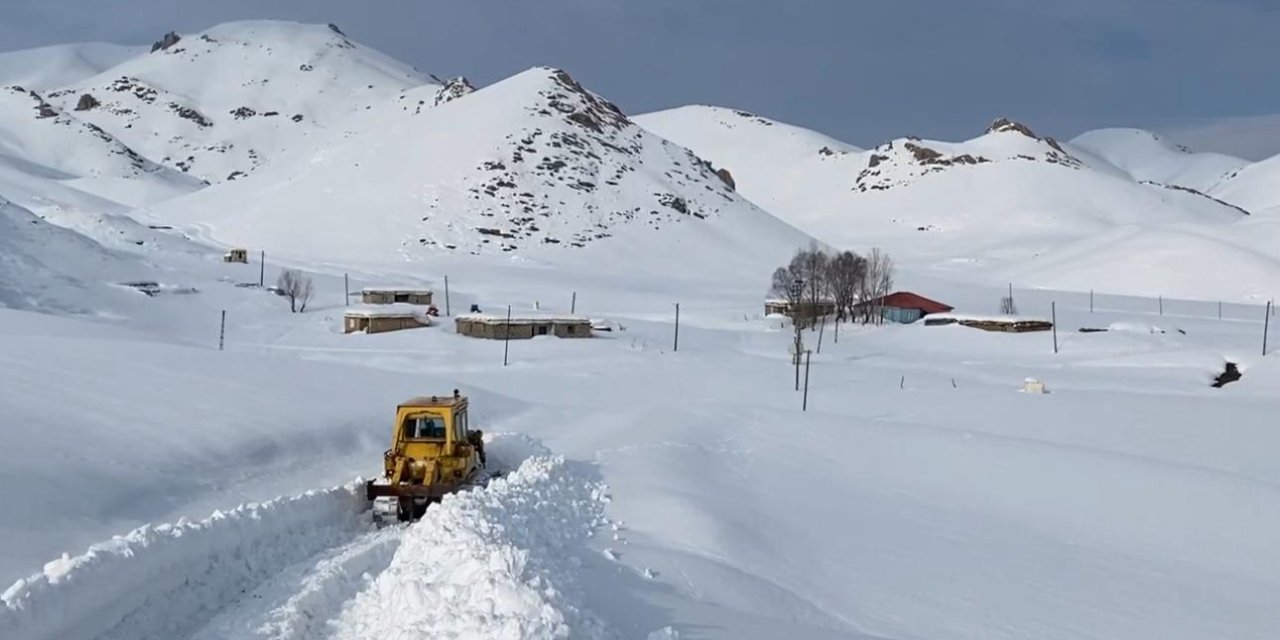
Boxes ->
[802,350,812,412]
[1264,301,1272,356]
[503,305,512,367]
[1052,301,1059,354]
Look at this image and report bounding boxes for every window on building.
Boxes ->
[537,325,549,336]
[394,293,409,303]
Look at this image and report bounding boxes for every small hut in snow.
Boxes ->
[344,304,431,334]
[361,287,433,306]
[455,313,592,340]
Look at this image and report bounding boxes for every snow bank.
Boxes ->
[0,483,372,640]
[344,303,430,318]
[333,453,613,640]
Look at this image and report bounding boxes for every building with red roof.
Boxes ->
[857,291,954,324]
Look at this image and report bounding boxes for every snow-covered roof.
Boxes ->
[361,286,433,294]
[924,313,1051,323]
[456,312,591,325]
[344,303,428,318]
[764,298,835,305]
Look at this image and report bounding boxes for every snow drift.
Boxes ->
[0,483,372,640]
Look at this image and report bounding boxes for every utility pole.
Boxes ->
[673,303,680,352]
[258,251,265,288]
[1159,295,1164,316]
[790,277,804,389]
[1265,300,1272,356]
[817,316,826,354]
[444,275,451,316]
[1090,289,1094,313]
[1052,301,1059,354]
[503,305,512,366]
[802,350,812,411]
[571,292,577,314]
[218,310,226,351]
[1219,301,1223,321]
[344,273,349,307]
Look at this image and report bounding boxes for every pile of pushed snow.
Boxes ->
[0,483,372,640]
[332,453,613,640]
[145,67,812,277]
[41,21,437,184]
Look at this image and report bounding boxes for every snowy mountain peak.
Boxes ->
[520,67,631,135]
[986,117,1073,155]
[433,76,475,106]
[34,20,437,183]
[855,122,1085,194]
[987,117,1039,138]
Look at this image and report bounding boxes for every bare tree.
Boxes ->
[1000,295,1018,315]
[798,243,830,315]
[277,269,314,313]
[859,248,895,325]
[826,250,866,322]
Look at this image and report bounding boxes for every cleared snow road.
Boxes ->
[2,434,617,640]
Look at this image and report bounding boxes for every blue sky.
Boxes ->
[2,0,1276,153]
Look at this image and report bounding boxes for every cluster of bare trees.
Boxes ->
[770,243,895,327]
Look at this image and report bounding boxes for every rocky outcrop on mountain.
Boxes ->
[150,31,182,53]
[74,93,100,111]
[434,77,475,106]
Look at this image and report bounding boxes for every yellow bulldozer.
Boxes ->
[366,390,489,522]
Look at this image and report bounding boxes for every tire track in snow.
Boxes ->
[188,525,405,640]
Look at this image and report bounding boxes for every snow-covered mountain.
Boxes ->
[0,42,141,91]
[39,21,437,184]
[1069,128,1248,193]
[1210,153,1280,217]
[143,67,812,276]
[0,196,147,312]
[641,111,1247,244]
[638,108,1278,299]
[634,105,866,230]
[0,84,200,211]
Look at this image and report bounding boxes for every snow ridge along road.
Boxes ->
[1,434,606,640]
[1,482,373,640]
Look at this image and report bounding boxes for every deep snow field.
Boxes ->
[1,18,1278,640]
[1,243,1276,640]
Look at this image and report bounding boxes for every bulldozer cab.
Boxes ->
[402,413,448,440]
[385,391,480,477]
[368,389,488,522]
